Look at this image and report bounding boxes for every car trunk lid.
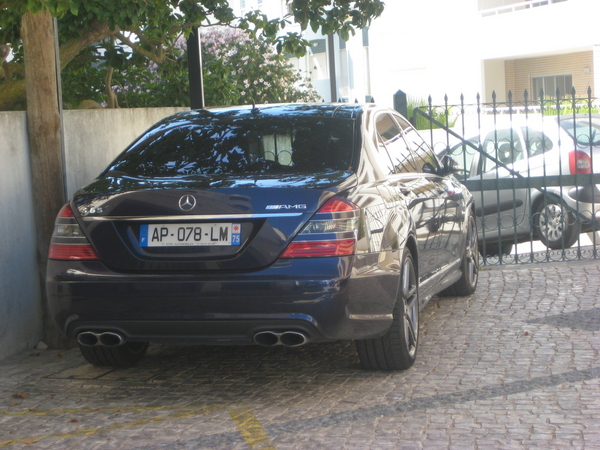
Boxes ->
[73,172,356,272]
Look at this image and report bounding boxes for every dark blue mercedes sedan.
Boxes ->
[46,103,478,370]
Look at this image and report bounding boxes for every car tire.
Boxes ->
[78,342,149,367]
[533,198,580,250]
[356,250,419,371]
[440,213,479,297]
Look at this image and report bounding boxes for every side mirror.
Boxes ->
[441,154,462,175]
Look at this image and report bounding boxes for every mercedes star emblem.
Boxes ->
[178,194,197,211]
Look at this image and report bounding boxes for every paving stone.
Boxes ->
[0,260,599,449]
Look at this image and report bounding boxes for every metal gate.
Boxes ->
[413,89,600,265]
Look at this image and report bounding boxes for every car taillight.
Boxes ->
[48,204,100,260]
[280,197,359,258]
[569,150,592,175]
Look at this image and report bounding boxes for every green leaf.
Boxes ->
[68,0,79,16]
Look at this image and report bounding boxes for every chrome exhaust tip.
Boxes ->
[253,331,309,347]
[77,331,99,347]
[254,331,280,347]
[98,332,125,347]
[77,331,125,347]
[280,331,308,347]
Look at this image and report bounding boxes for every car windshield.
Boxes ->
[560,117,600,146]
[106,117,356,177]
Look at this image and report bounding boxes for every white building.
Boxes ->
[231,0,600,107]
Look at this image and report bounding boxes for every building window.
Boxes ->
[532,74,573,98]
[480,0,568,16]
[240,0,246,9]
[309,39,326,54]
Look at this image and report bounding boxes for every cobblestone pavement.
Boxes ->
[1,260,599,450]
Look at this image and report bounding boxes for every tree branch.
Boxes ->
[0,19,116,110]
[59,21,119,71]
[115,31,167,64]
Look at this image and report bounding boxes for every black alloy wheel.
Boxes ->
[441,213,479,296]
[356,250,419,370]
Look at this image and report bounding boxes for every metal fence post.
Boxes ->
[394,90,408,117]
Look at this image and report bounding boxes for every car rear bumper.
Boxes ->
[46,254,400,345]
[563,185,600,229]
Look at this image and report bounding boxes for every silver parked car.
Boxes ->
[434,114,600,254]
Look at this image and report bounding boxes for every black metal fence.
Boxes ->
[413,89,600,265]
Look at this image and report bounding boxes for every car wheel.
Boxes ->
[440,213,479,296]
[78,342,149,367]
[533,198,580,250]
[356,250,419,370]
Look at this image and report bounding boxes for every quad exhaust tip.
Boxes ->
[254,331,308,347]
[77,331,125,347]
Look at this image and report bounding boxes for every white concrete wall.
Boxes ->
[0,111,43,360]
[64,107,186,198]
[0,107,187,360]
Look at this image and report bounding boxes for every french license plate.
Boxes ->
[140,223,241,247]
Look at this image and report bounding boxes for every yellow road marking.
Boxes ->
[0,404,276,449]
[229,407,276,450]
[0,403,213,416]
[0,405,222,448]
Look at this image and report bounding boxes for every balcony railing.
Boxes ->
[480,0,568,17]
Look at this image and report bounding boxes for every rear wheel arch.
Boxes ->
[404,235,419,281]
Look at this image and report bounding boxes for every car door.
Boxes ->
[468,127,531,242]
[402,116,464,266]
[373,112,451,289]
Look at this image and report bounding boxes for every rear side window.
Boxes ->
[394,115,441,173]
[521,126,553,156]
[375,113,418,174]
[105,118,355,177]
[560,117,600,145]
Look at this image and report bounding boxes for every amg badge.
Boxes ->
[266,204,307,210]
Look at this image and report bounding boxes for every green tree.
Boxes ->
[94,27,319,109]
[0,0,384,348]
[0,0,385,110]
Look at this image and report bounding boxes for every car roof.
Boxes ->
[180,103,373,121]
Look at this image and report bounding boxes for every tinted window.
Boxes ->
[449,138,478,180]
[106,118,355,177]
[481,128,524,171]
[394,115,440,173]
[560,117,600,146]
[375,114,418,174]
[521,126,553,156]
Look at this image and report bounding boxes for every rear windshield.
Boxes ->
[105,117,356,177]
[560,117,600,145]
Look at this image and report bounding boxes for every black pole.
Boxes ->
[393,89,408,117]
[327,34,337,103]
[187,27,205,109]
